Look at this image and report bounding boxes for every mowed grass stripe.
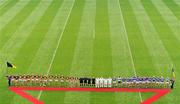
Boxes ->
[11,0,76,103]
[49,0,85,75]
[26,0,74,75]
[0,0,7,6]
[1,0,61,101]
[0,0,52,78]
[0,1,59,104]
[0,0,30,30]
[0,0,41,50]
[174,0,180,6]
[0,0,7,5]
[109,0,135,76]
[40,0,85,104]
[0,0,11,10]
[130,0,171,76]
[130,0,174,103]
[0,0,12,9]
[0,0,19,16]
[119,0,143,101]
[141,1,180,103]
[163,0,180,20]
[0,0,52,92]
[13,0,63,74]
[119,0,155,75]
[0,1,53,103]
[141,0,180,72]
[0,2,42,102]
[93,0,113,77]
[91,0,115,104]
[152,0,180,43]
[63,0,95,104]
[64,0,95,77]
[109,0,140,103]
[36,0,75,101]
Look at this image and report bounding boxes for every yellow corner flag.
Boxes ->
[172,66,175,80]
[7,62,16,69]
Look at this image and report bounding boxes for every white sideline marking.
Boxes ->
[118,0,143,102]
[37,0,75,100]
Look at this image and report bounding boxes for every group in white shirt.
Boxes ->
[95,77,112,88]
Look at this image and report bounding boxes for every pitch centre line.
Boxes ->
[37,0,75,100]
[118,0,143,102]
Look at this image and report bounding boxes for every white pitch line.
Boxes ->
[37,0,75,100]
[118,0,143,102]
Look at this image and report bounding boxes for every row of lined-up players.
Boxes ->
[6,75,174,89]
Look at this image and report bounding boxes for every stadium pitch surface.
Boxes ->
[0,0,179,104]
[9,87,171,104]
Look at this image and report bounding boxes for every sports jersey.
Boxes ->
[117,78,121,83]
[107,78,112,88]
[79,78,84,83]
[112,78,116,83]
[100,78,104,87]
[95,78,100,88]
[87,78,91,85]
[92,78,95,84]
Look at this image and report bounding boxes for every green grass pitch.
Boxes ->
[0,0,179,104]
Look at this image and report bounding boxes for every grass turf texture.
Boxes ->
[0,0,179,104]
